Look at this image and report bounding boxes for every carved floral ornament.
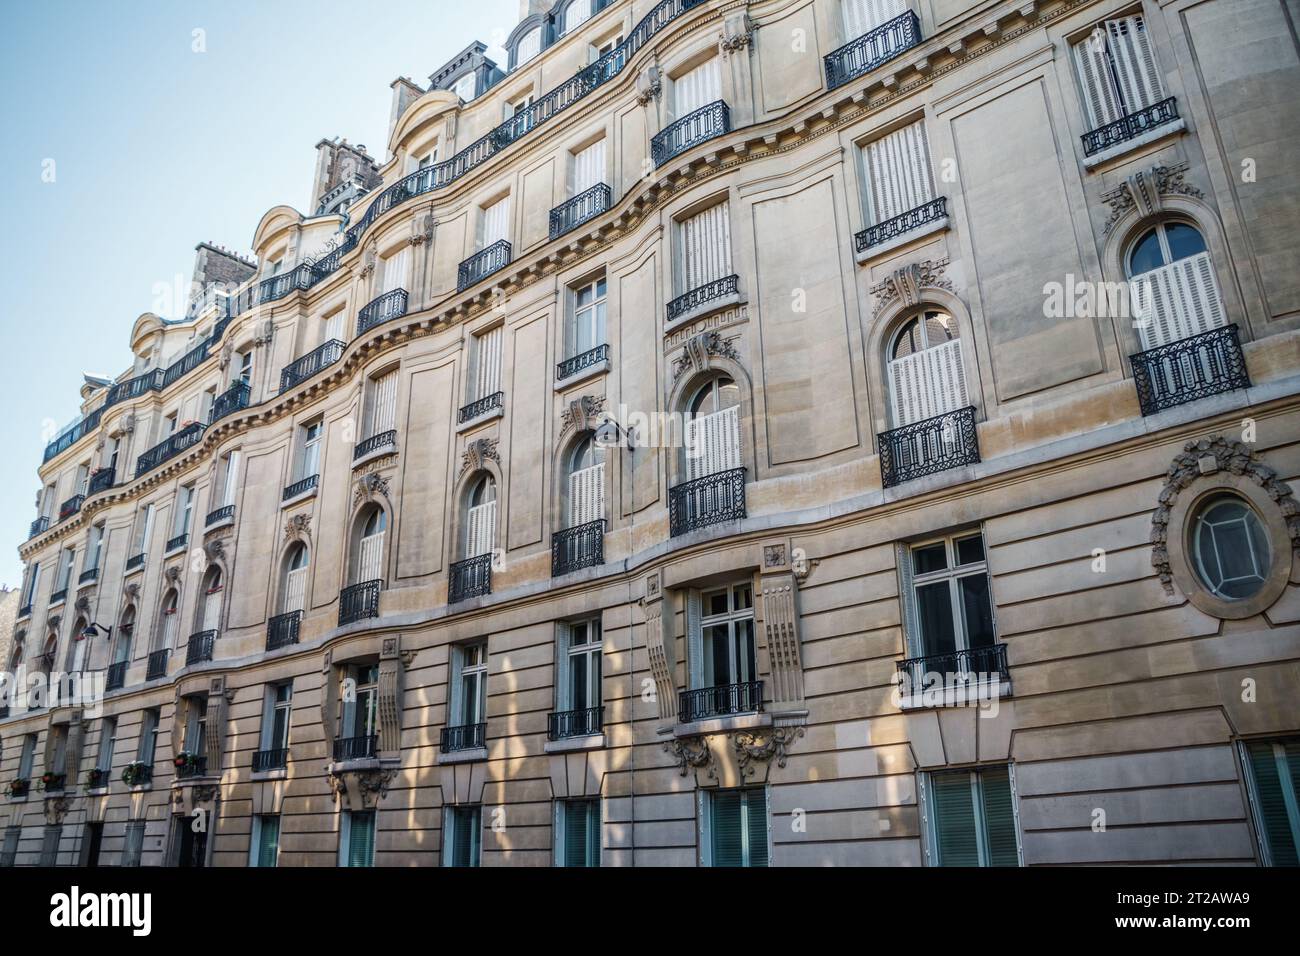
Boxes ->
[718,14,755,56]
[636,65,661,106]
[664,726,806,778]
[870,258,955,317]
[671,330,740,383]
[1102,161,1205,235]
[284,512,312,543]
[459,437,500,478]
[560,395,607,436]
[353,472,391,507]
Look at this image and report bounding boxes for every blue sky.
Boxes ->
[0,0,519,586]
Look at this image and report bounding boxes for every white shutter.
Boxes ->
[381,248,409,294]
[202,587,223,632]
[573,140,606,195]
[568,462,605,526]
[1105,16,1163,114]
[359,531,385,583]
[163,607,179,649]
[888,339,967,426]
[369,371,398,437]
[466,500,497,558]
[686,590,704,689]
[679,202,732,294]
[283,567,307,614]
[222,452,241,506]
[861,121,934,225]
[674,58,721,117]
[517,28,541,65]
[842,0,906,40]
[1131,252,1226,349]
[324,310,345,343]
[687,406,740,479]
[564,0,592,34]
[481,197,511,247]
[1073,28,1125,128]
[474,327,503,399]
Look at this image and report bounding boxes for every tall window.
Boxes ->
[676,202,732,297]
[217,451,241,508]
[138,708,160,766]
[354,506,387,585]
[379,247,409,296]
[39,826,62,866]
[323,307,346,345]
[158,589,180,650]
[887,311,969,428]
[685,377,741,479]
[183,696,208,758]
[703,788,768,867]
[480,196,511,248]
[451,641,488,728]
[842,0,907,40]
[173,484,195,540]
[900,531,996,664]
[693,583,756,690]
[364,369,398,441]
[1072,15,1165,131]
[132,504,154,558]
[87,522,106,572]
[444,805,482,867]
[96,717,116,776]
[1240,737,1300,866]
[54,546,74,593]
[235,349,253,387]
[1127,222,1224,349]
[113,608,134,667]
[298,421,323,481]
[568,277,607,359]
[281,544,309,614]
[122,821,146,867]
[199,566,224,633]
[555,798,600,867]
[571,139,606,196]
[343,663,379,742]
[673,57,721,117]
[859,119,935,228]
[469,326,503,402]
[924,765,1021,866]
[251,815,281,868]
[557,620,602,714]
[21,563,41,610]
[0,827,19,868]
[340,810,375,867]
[18,734,36,779]
[566,435,605,528]
[464,475,498,559]
[261,683,293,754]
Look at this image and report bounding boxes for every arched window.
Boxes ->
[685,376,741,479]
[464,475,497,558]
[10,631,24,670]
[353,506,387,585]
[514,27,542,67]
[199,567,224,633]
[114,607,135,665]
[41,633,58,672]
[1126,221,1225,349]
[158,588,180,650]
[70,617,89,672]
[566,434,606,527]
[886,310,968,427]
[281,543,309,614]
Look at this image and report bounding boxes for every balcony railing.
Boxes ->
[547,705,604,740]
[283,474,319,501]
[206,504,234,527]
[43,407,104,463]
[1082,96,1180,157]
[896,643,1010,697]
[679,681,763,723]
[105,661,127,692]
[146,649,169,680]
[257,263,314,303]
[457,391,504,424]
[552,520,606,576]
[209,381,250,423]
[549,184,612,240]
[449,554,492,604]
[28,516,49,539]
[652,100,730,166]
[824,11,921,89]
[440,722,487,753]
[161,339,210,388]
[557,344,609,382]
[174,755,208,780]
[125,553,146,573]
[58,494,85,521]
[666,274,740,325]
[185,630,216,666]
[855,197,947,254]
[104,368,165,410]
[356,288,409,336]
[166,533,189,553]
[353,430,397,461]
[266,610,302,651]
[668,467,746,537]
[339,580,381,625]
[458,240,512,291]
[280,339,346,393]
[78,567,99,586]
[878,406,980,489]
[333,735,378,762]
[253,748,289,772]
[87,467,115,495]
[49,588,68,606]
[135,422,205,478]
[1131,325,1250,417]
[39,773,66,793]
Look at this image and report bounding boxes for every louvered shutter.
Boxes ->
[679,202,732,294]
[564,0,592,33]
[745,789,769,867]
[980,766,1020,866]
[711,791,744,866]
[381,247,409,294]
[842,0,906,39]
[1073,29,1124,128]
[257,816,280,867]
[324,310,345,343]
[347,812,374,867]
[474,327,503,399]
[452,807,479,867]
[687,406,740,479]
[466,500,497,558]
[888,340,967,427]
[1245,742,1299,867]
[481,197,511,247]
[573,139,606,195]
[861,121,934,225]
[931,771,980,865]
[222,452,241,506]
[123,821,145,866]
[564,801,591,867]
[1105,16,1164,114]
[568,462,605,526]
[1132,253,1226,350]
[686,589,704,689]
[368,371,398,437]
[896,542,921,659]
[358,530,385,583]
[283,566,307,614]
[162,608,178,649]
[674,58,721,117]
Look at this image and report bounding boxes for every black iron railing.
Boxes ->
[206,505,234,527]
[28,516,49,539]
[174,755,208,780]
[87,467,115,495]
[106,661,127,692]
[353,429,397,460]
[39,773,66,792]
[550,184,612,239]
[679,681,763,723]
[333,735,378,762]
[43,407,104,463]
[878,406,980,489]
[449,555,492,604]
[121,763,153,787]
[666,274,740,325]
[185,630,215,666]
[125,553,146,573]
[283,474,319,501]
[161,340,211,388]
[824,11,921,89]
[58,495,85,521]
[339,580,381,625]
[166,533,189,553]
[253,748,289,772]
[357,288,409,335]
[668,467,746,537]
[547,706,604,740]
[103,368,165,411]
[440,723,487,752]
[458,240,512,291]
[1130,325,1249,416]
[257,263,314,303]
[1082,97,1180,157]
[280,339,346,393]
[78,567,99,585]
[557,344,609,382]
[652,100,730,166]
[49,588,68,606]
[209,381,251,423]
[855,197,947,254]
[552,520,606,576]
[457,391,504,424]
[146,649,169,680]
[135,422,205,478]
[266,610,302,651]
[896,643,1009,696]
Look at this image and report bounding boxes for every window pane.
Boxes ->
[912,543,947,575]
[1165,223,1207,262]
[955,534,985,566]
[708,624,732,684]
[744,790,769,867]
[706,589,729,616]
[958,574,996,650]
[570,653,589,709]
[735,619,756,683]
[916,582,957,657]
[1128,228,1164,275]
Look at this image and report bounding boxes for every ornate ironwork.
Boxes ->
[206,505,235,527]
[824,11,921,89]
[333,735,378,762]
[185,630,215,665]
[78,567,99,585]
[679,681,763,723]
[280,338,346,393]
[353,429,397,460]
[58,494,85,521]
[449,554,492,603]
[895,643,1009,696]
[1082,97,1180,157]
[457,391,504,424]
[28,516,49,539]
[87,467,115,495]
[125,553,146,572]
[166,533,189,553]
[556,344,609,382]
[106,661,127,692]
[668,467,747,537]
[266,610,302,650]
[146,649,169,680]
[253,748,289,772]
[878,406,980,488]
[135,422,205,478]
[457,240,512,291]
[440,723,486,752]
[356,288,408,336]
[49,588,67,606]
[1130,324,1249,416]
[549,184,612,240]
[547,706,604,740]
[174,755,208,780]
[339,579,382,625]
[210,381,250,423]
[552,519,606,576]
[666,274,740,325]
[855,197,947,253]
[652,100,730,166]
[282,474,319,501]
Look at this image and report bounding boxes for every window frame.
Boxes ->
[900,530,997,661]
[919,764,1024,867]
[698,786,770,867]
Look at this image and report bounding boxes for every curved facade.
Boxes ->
[3,0,1300,867]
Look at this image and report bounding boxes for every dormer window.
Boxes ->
[515,28,541,68]
[452,73,476,102]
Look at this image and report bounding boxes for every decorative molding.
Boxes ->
[360,243,378,278]
[763,543,787,569]
[665,735,715,778]
[636,65,661,106]
[164,565,183,585]
[283,513,312,542]
[218,341,234,371]
[718,13,754,55]
[74,595,92,614]
[671,330,741,383]
[733,726,805,777]
[203,536,227,562]
[1102,161,1205,234]
[352,472,391,507]
[43,794,73,825]
[459,437,500,478]
[253,319,274,348]
[411,212,436,245]
[870,258,954,316]
[560,395,607,436]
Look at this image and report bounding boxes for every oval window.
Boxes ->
[1190,494,1271,600]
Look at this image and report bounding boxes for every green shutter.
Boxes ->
[931,771,980,866]
[257,815,280,868]
[979,767,1020,866]
[564,800,599,867]
[744,789,769,867]
[347,811,374,867]
[711,790,744,866]
[452,806,481,867]
[1246,741,1299,866]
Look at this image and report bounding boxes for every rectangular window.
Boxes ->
[343,664,379,741]
[673,57,721,117]
[923,765,1021,866]
[218,451,241,508]
[96,717,116,773]
[571,139,606,196]
[555,798,600,867]
[323,307,346,344]
[75,462,90,496]
[340,810,375,867]
[692,583,756,689]
[469,325,503,402]
[174,485,195,536]
[379,247,410,295]
[0,827,19,867]
[480,196,511,249]
[138,708,160,765]
[55,546,75,590]
[703,788,768,867]
[18,734,36,779]
[558,620,603,713]
[568,277,607,358]
[236,350,253,386]
[22,563,41,607]
[39,825,62,866]
[677,201,732,296]
[450,642,489,727]
[184,697,208,757]
[842,0,906,40]
[504,92,534,121]
[122,820,146,867]
[900,531,996,663]
[251,815,281,868]
[298,420,324,480]
[87,522,106,571]
[1072,16,1165,130]
[133,504,155,555]
[1240,737,1300,866]
[200,387,217,424]
[444,805,482,867]
[262,683,293,752]
[859,119,934,227]
[365,369,398,439]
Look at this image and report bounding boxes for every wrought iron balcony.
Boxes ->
[1131,325,1249,417]
[547,705,604,740]
[78,567,99,586]
[125,553,146,573]
[253,748,289,772]
[283,474,319,501]
[206,505,234,527]
[28,516,49,539]
[855,197,947,254]
[210,381,251,423]
[1082,97,1180,157]
[121,762,152,787]
[679,681,763,723]
[353,430,397,461]
[668,467,746,537]
[824,11,921,90]
[185,630,215,666]
[549,184,612,240]
[878,406,980,489]
[49,588,68,606]
[552,519,606,576]
[58,495,85,521]
[449,554,492,604]
[257,263,313,303]
[266,610,302,651]
[43,407,104,463]
[280,339,346,393]
[666,274,740,325]
[146,649,169,680]
[39,773,66,793]
[135,422,205,478]
[458,391,504,424]
[557,344,609,382]
[440,722,486,752]
[87,467,115,495]
[896,644,1010,697]
[652,100,730,166]
[166,533,189,553]
[458,240,512,291]
[106,661,127,692]
[333,735,377,762]
[104,368,165,410]
[356,288,409,336]
[161,339,211,388]
[174,755,208,780]
[339,580,381,625]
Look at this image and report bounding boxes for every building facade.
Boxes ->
[3,0,1299,867]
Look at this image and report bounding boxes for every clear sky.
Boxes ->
[0,0,520,587]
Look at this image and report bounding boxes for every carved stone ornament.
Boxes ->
[459,437,500,478]
[718,14,754,55]
[203,536,226,562]
[636,65,662,106]
[43,795,72,825]
[360,243,378,278]
[1102,161,1205,234]
[352,472,391,507]
[218,341,234,371]
[283,513,312,542]
[763,544,788,569]
[327,767,396,809]
[1151,436,1300,594]
[411,212,436,245]
[671,330,741,383]
[870,258,955,316]
[124,582,141,601]
[560,395,607,435]
[254,319,274,348]
[165,565,183,585]
[733,726,805,778]
[665,735,716,778]
[47,615,61,634]
[120,413,136,435]
[74,595,92,614]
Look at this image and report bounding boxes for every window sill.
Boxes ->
[897,679,1012,712]
[351,441,399,470]
[664,290,744,336]
[124,562,145,578]
[554,357,610,392]
[1082,117,1186,170]
[164,543,187,558]
[327,757,382,775]
[855,215,950,264]
[437,746,488,765]
[204,515,234,533]
[170,774,220,788]
[280,485,319,509]
[543,733,605,754]
[251,768,288,782]
[455,405,504,433]
[672,711,770,738]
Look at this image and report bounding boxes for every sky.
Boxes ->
[0,0,520,587]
